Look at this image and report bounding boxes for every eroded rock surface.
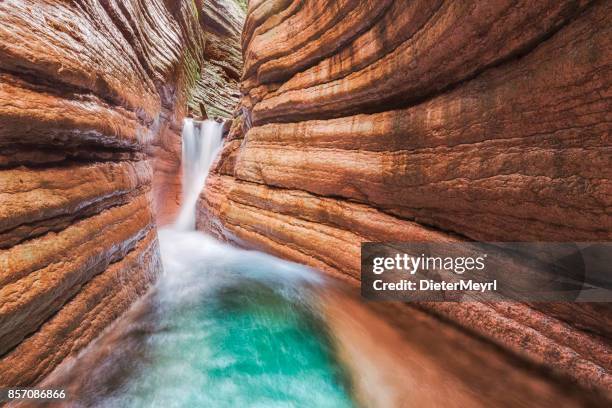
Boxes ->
[199,0,612,395]
[188,0,245,119]
[0,0,242,386]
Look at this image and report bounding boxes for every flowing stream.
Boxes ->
[40,119,357,407]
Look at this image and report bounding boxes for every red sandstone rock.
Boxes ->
[0,0,242,387]
[250,0,594,122]
[322,289,608,407]
[148,120,184,226]
[200,0,612,395]
[0,228,160,386]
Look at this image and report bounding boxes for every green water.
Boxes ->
[85,230,355,408]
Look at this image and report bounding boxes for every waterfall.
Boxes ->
[175,118,224,230]
[40,118,354,408]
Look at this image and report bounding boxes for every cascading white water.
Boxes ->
[42,116,355,407]
[175,118,224,230]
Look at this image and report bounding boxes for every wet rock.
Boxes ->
[221,119,233,138]
[199,102,209,120]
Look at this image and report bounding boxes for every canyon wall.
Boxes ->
[199,0,612,392]
[188,0,245,119]
[152,0,245,224]
[0,0,242,386]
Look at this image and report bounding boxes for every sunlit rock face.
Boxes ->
[0,0,241,386]
[199,0,612,391]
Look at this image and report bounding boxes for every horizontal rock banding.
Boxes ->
[200,175,612,391]
[188,0,244,118]
[0,0,243,387]
[251,0,594,123]
[0,161,151,245]
[246,0,394,85]
[323,291,609,408]
[0,73,146,150]
[236,1,612,242]
[0,193,154,354]
[0,0,161,123]
[199,175,453,279]
[200,0,612,395]
[0,228,160,387]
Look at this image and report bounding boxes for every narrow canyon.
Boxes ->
[0,0,244,386]
[0,0,610,407]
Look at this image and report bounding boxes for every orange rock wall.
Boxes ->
[199,0,612,391]
[0,0,240,386]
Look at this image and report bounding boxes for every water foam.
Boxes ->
[174,119,224,230]
[41,118,354,408]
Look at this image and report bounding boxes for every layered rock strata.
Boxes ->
[153,0,244,223]
[188,0,245,119]
[0,0,241,386]
[199,0,612,394]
